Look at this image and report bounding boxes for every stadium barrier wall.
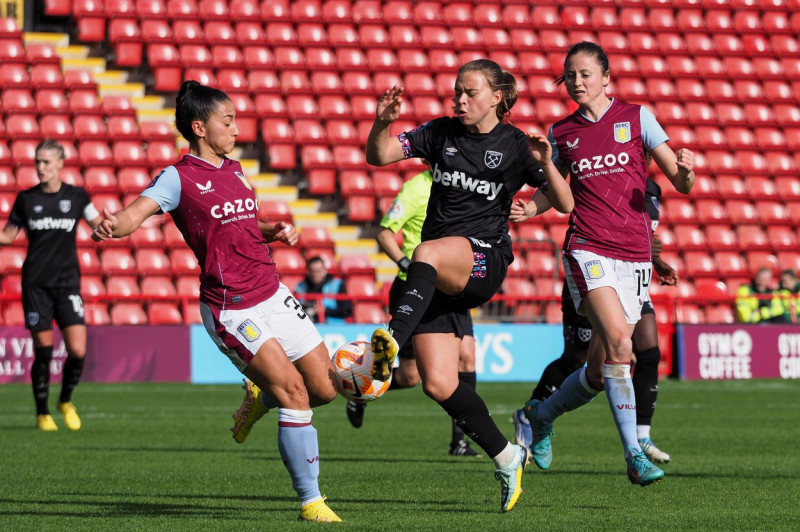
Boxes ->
[0,325,190,384]
[191,323,566,384]
[676,324,800,381]
[5,323,799,384]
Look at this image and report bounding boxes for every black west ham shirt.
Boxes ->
[400,117,546,260]
[8,184,92,288]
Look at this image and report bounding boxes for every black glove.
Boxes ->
[397,257,411,273]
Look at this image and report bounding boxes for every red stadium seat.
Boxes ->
[169,248,200,275]
[148,302,183,325]
[767,226,798,251]
[706,224,739,251]
[673,225,708,251]
[141,276,177,297]
[290,0,322,22]
[325,120,359,146]
[413,1,442,25]
[381,0,412,23]
[715,251,749,278]
[110,302,148,325]
[726,200,760,225]
[248,70,280,95]
[73,115,108,140]
[167,0,199,20]
[293,121,326,147]
[737,224,770,250]
[129,225,165,248]
[83,167,118,193]
[242,46,274,70]
[176,274,200,297]
[336,47,368,70]
[113,140,148,168]
[352,302,389,324]
[100,249,137,275]
[134,248,171,275]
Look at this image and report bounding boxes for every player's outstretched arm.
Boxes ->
[92,196,160,241]
[529,133,573,214]
[651,143,694,195]
[0,224,20,246]
[509,191,552,223]
[366,85,407,167]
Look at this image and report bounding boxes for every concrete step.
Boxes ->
[24,32,70,47]
[240,158,260,176]
[256,186,297,202]
[336,238,378,256]
[133,96,167,112]
[288,198,320,215]
[61,57,105,73]
[293,212,338,228]
[330,225,360,242]
[250,173,281,190]
[98,82,145,99]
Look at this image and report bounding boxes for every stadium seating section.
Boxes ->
[1,1,799,325]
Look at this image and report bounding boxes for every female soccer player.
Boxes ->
[365,59,574,512]
[512,177,675,464]
[346,165,481,458]
[92,81,342,522]
[516,41,694,486]
[0,139,103,431]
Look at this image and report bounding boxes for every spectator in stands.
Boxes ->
[778,269,800,323]
[736,267,786,323]
[365,58,574,512]
[345,165,480,457]
[91,81,342,523]
[512,41,694,487]
[295,256,351,323]
[0,139,103,432]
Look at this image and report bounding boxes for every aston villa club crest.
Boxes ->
[237,319,261,342]
[235,172,252,190]
[484,150,503,169]
[614,122,631,143]
[59,200,71,213]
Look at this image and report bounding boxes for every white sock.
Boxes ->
[637,424,651,441]
[603,363,640,459]
[492,441,516,469]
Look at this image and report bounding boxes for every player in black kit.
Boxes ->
[0,139,103,431]
[365,59,574,512]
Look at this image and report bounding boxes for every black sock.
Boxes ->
[31,346,53,416]
[438,381,507,458]
[531,357,583,402]
[59,355,86,404]
[632,347,660,426]
[452,371,478,444]
[388,262,437,348]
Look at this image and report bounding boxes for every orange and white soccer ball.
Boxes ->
[333,340,392,403]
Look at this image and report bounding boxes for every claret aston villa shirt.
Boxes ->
[549,99,669,262]
[142,155,279,310]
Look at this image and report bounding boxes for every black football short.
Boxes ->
[391,276,475,353]
[561,281,593,349]
[21,285,85,332]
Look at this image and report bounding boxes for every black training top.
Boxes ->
[400,117,546,259]
[8,184,92,288]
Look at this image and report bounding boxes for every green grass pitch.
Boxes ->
[1,379,798,531]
